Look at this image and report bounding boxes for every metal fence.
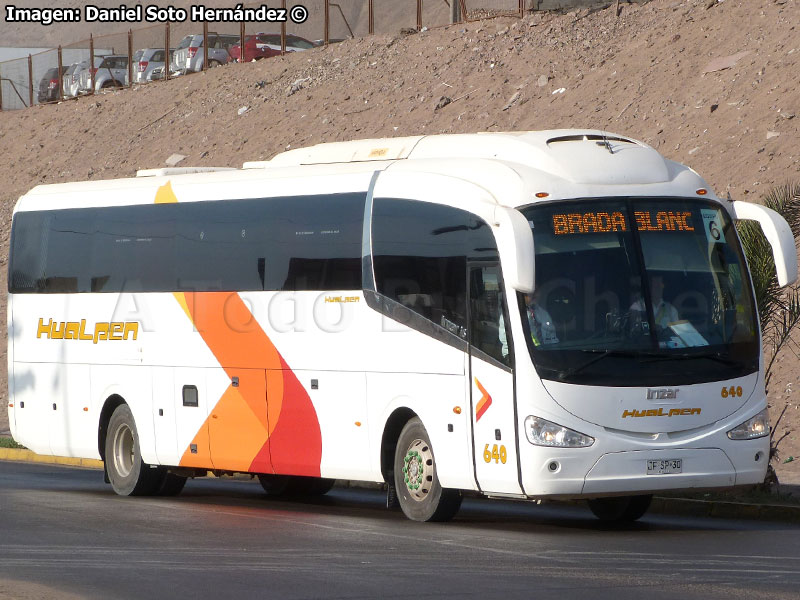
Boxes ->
[0,0,564,110]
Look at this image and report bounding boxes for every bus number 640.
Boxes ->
[483,444,507,464]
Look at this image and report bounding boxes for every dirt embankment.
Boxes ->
[1,0,799,479]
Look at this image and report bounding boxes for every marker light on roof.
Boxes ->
[535,192,550,198]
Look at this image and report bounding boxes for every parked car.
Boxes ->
[227,34,281,62]
[61,62,83,98]
[92,55,129,91]
[171,33,240,74]
[133,48,173,83]
[259,33,317,53]
[37,67,62,103]
[75,55,112,94]
[313,38,348,46]
[149,65,165,80]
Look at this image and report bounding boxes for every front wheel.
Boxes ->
[393,417,462,522]
[104,404,162,496]
[587,494,652,522]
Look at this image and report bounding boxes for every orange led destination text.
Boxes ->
[553,210,695,235]
[552,211,627,235]
[633,211,694,232]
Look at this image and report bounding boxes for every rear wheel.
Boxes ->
[393,417,462,522]
[257,474,335,497]
[104,404,162,496]
[587,494,652,522]
[208,59,222,68]
[257,474,290,496]
[286,476,336,496]
[155,471,187,496]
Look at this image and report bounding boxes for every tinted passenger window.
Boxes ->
[91,204,177,292]
[9,193,364,294]
[262,195,363,291]
[372,199,471,333]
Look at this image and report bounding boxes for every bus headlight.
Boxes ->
[727,408,770,440]
[524,416,594,448]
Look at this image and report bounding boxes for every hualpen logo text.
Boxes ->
[36,318,139,344]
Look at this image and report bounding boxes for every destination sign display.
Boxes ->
[552,210,696,235]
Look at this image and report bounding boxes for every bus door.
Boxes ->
[468,262,523,495]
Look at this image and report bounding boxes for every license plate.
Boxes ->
[647,458,682,475]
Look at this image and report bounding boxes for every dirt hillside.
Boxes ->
[1,0,799,481]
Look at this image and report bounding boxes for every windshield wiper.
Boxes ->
[556,349,651,380]
[641,351,740,366]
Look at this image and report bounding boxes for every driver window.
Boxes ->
[469,264,511,366]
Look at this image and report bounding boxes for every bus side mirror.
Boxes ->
[493,206,534,293]
[731,201,798,287]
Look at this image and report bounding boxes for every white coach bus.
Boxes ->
[7,130,797,522]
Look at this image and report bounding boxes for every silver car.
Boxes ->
[75,56,106,94]
[91,55,129,92]
[61,62,83,98]
[171,33,239,74]
[133,48,171,83]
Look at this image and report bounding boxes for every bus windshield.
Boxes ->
[519,198,759,386]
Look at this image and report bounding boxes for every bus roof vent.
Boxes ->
[136,167,237,177]
[259,136,426,167]
[546,134,637,146]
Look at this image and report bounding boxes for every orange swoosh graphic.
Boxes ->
[475,378,492,422]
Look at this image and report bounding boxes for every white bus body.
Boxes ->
[7,131,796,521]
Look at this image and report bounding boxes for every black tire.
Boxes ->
[208,60,221,68]
[285,476,336,496]
[587,494,653,522]
[155,471,187,496]
[104,404,162,496]
[393,417,462,522]
[257,474,290,496]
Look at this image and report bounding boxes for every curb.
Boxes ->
[0,448,104,469]
[649,495,800,523]
[2,447,800,522]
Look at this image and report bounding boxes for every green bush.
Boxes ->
[0,437,25,449]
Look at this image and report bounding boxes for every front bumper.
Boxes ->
[519,438,769,498]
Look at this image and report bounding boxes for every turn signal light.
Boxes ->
[696,188,708,195]
[453,406,462,414]
[535,192,550,198]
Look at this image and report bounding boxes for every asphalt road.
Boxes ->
[1,461,799,600]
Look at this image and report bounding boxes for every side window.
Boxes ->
[262,194,364,291]
[10,210,92,293]
[9,212,48,292]
[466,219,510,365]
[176,201,264,292]
[372,198,469,334]
[92,204,177,292]
[9,193,365,294]
[469,263,511,366]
